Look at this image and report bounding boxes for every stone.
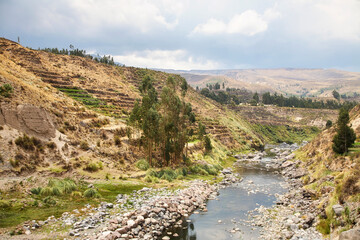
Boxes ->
[25,230,31,235]
[127,219,136,228]
[332,204,344,216]
[162,236,170,240]
[339,228,360,240]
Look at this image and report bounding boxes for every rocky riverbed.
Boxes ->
[235,143,323,240]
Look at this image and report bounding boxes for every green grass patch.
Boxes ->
[251,124,320,144]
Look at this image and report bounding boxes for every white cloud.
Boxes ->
[113,50,221,70]
[16,0,181,36]
[284,0,360,42]
[192,7,280,36]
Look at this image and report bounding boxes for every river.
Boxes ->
[163,155,288,240]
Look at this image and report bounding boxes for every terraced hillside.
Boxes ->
[0,38,264,178]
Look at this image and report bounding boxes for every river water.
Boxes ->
[165,157,288,240]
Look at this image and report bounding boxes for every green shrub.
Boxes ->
[317,219,330,235]
[51,187,62,196]
[0,83,13,98]
[136,159,150,171]
[43,196,56,205]
[83,188,99,198]
[146,168,157,177]
[40,187,52,196]
[84,162,103,172]
[71,191,82,198]
[144,175,153,183]
[198,168,209,176]
[0,200,11,209]
[204,135,212,152]
[175,167,188,176]
[30,187,42,195]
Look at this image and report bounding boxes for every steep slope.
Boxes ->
[298,105,360,236]
[0,38,262,178]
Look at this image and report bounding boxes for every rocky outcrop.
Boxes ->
[0,103,55,139]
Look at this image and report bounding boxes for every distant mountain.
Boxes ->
[160,68,360,97]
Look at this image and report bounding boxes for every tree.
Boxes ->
[222,82,225,89]
[332,108,356,154]
[326,120,332,129]
[253,92,259,103]
[333,90,340,101]
[214,82,220,90]
[262,92,272,104]
[204,135,212,153]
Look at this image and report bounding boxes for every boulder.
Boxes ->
[339,228,360,240]
[332,204,344,216]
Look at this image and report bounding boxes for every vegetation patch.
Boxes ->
[252,124,320,144]
[14,134,42,151]
[83,161,103,172]
[135,159,150,171]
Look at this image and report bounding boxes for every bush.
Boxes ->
[0,200,11,209]
[43,196,56,205]
[46,141,57,149]
[84,162,103,172]
[83,188,99,198]
[0,83,13,98]
[80,141,90,150]
[144,175,159,183]
[15,135,35,151]
[71,191,82,198]
[114,136,121,146]
[204,135,212,152]
[30,187,42,195]
[136,159,150,171]
[40,187,52,196]
[146,168,178,182]
[51,187,62,196]
[326,120,332,128]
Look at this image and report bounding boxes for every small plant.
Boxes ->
[43,196,56,205]
[105,173,110,180]
[80,141,90,150]
[70,191,82,199]
[9,159,19,167]
[40,187,52,196]
[46,141,56,149]
[114,136,121,146]
[83,188,99,198]
[30,187,42,195]
[0,83,13,98]
[135,159,149,171]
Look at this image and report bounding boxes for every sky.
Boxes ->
[0,0,360,71]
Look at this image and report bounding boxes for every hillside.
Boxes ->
[163,68,360,98]
[0,37,266,179]
[297,104,360,236]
